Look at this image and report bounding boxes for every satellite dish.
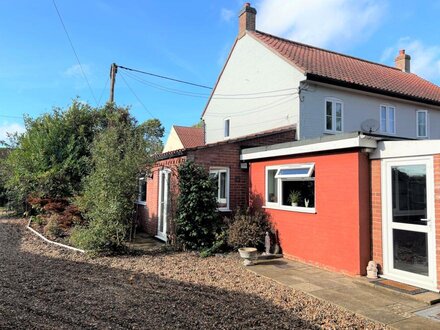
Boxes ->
[361,119,379,134]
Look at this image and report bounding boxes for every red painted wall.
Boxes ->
[249,150,371,275]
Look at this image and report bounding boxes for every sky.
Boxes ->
[1,0,440,143]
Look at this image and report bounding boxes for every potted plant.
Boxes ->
[288,190,301,207]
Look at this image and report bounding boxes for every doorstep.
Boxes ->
[247,258,440,329]
[354,277,440,305]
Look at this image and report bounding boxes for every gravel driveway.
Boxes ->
[0,216,385,329]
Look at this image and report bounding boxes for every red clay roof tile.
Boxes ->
[252,31,440,105]
[173,125,204,149]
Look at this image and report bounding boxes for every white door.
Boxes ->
[157,169,170,241]
[382,157,437,291]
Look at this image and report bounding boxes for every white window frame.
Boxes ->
[224,118,230,138]
[265,164,316,214]
[416,110,429,138]
[137,176,146,205]
[324,97,343,134]
[380,105,396,134]
[209,167,230,211]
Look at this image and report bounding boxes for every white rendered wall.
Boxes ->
[203,34,305,144]
[162,126,184,153]
[300,82,440,140]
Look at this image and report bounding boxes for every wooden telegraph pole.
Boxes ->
[109,63,117,103]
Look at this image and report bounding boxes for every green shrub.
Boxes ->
[175,161,220,251]
[227,208,271,250]
[43,216,62,238]
[31,215,45,226]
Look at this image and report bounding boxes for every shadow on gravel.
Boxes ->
[0,220,316,329]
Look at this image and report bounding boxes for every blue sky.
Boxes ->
[1,0,440,142]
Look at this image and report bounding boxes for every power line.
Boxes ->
[97,77,110,107]
[119,71,155,118]
[118,65,212,90]
[123,70,300,100]
[52,0,98,105]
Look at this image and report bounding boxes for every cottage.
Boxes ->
[140,3,440,291]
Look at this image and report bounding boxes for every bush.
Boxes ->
[227,208,271,250]
[44,216,63,238]
[175,161,220,251]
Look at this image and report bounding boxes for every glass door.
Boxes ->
[157,169,170,241]
[383,157,436,290]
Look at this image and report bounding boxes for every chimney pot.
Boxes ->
[395,49,411,73]
[238,3,257,39]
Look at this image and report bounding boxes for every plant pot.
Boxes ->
[291,202,298,207]
[238,247,258,266]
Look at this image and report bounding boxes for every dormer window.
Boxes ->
[325,98,343,133]
[224,118,230,138]
[380,105,395,134]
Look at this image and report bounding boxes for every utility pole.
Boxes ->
[109,63,118,103]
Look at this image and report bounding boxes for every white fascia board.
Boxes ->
[241,136,377,161]
[370,140,440,159]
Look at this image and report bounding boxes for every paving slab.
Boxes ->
[250,257,440,328]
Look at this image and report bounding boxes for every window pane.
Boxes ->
[326,101,333,130]
[417,112,427,137]
[224,119,230,137]
[336,103,342,117]
[281,180,315,208]
[336,117,342,131]
[279,168,310,176]
[388,107,395,133]
[139,179,146,202]
[219,172,226,199]
[267,170,278,203]
[380,106,387,131]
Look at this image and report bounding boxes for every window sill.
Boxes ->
[264,204,316,214]
[218,208,231,212]
[135,201,147,206]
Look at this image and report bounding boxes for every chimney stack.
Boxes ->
[395,49,411,73]
[238,3,257,39]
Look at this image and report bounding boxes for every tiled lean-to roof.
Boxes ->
[173,125,204,149]
[252,30,440,106]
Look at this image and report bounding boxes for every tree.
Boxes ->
[71,110,164,250]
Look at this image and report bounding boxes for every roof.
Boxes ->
[173,126,204,149]
[251,30,440,106]
[155,125,296,161]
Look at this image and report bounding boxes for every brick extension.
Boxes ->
[139,126,296,237]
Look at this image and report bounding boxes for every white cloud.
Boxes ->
[255,0,386,49]
[0,122,25,143]
[381,38,440,81]
[64,64,90,79]
[221,8,235,22]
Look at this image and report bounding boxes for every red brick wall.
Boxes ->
[249,150,370,275]
[140,129,296,236]
[370,159,383,272]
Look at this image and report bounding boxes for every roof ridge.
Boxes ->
[253,30,402,72]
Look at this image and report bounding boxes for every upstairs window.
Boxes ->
[138,177,146,204]
[380,105,395,134]
[210,167,229,210]
[224,118,230,138]
[325,98,343,133]
[266,164,315,213]
[416,110,428,138]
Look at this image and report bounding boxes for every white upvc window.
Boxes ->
[380,105,396,134]
[325,98,343,133]
[209,167,230,210]
[224,118,230,138]
[416,110,428,138]
[266,163,316,213]
[137,177,146,204]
